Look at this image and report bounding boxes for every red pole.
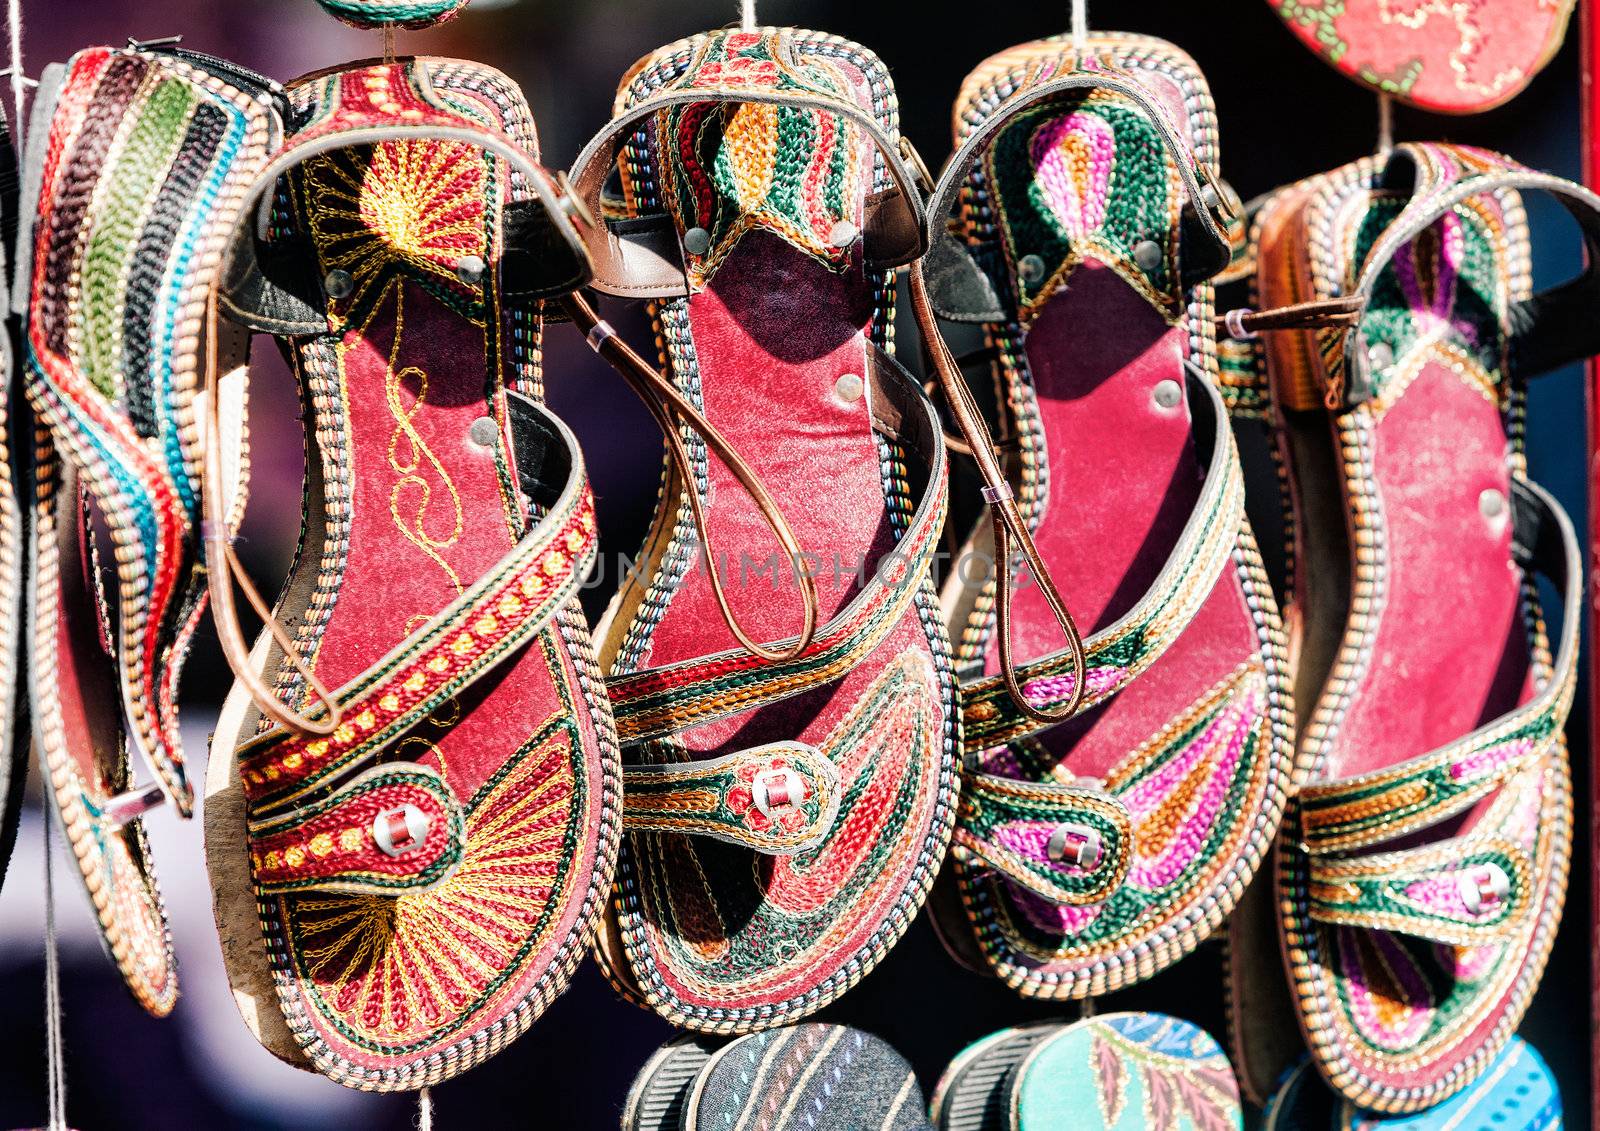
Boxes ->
[1586,2,1600,1127]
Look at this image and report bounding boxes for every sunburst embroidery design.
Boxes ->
[304,139,490,329]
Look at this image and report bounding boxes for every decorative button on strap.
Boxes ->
[952,773,1133,906]
[622,743,841,855]
[247,765,466,897]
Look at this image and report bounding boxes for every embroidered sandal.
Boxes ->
[200,50,624,1087]
[931,1014,1242,1131]
[913,32,1296,997]
[566,26,957,1031]
[1256,143,1596,1112]
[21,42,281,1015]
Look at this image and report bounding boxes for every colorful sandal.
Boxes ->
[200,50,620,1087]
[932,1014,1242,1131]
[683,1024,931,1131]
[21,42,281,1014]
[1263,1038,1561,1131]
[913,32,1296,997]
[1258,143,1596,1112]
[566,26,957,1031]
[0,96,27,894]
[1265,0,1574,114]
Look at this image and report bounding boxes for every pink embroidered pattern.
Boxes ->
[1031,111,1115,243]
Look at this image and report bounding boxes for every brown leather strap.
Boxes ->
[908,260,1087,723]
[200,288,345,737]
[1214,294,1366,340]
[559,292,820,663]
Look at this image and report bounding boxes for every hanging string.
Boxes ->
[417,1087,434,1131]
[740,0,756,31]
[43,807,67,1131]
[1071,0,1089,53]
[383,25,397,64]
[1376,93,1394,157]
[6,0,24,154]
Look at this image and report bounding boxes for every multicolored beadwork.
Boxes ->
[25,44,280,1016]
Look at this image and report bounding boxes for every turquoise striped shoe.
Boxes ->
[933,1013,1241,1131]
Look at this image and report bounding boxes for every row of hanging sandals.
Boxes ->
[5,0,1595,1119]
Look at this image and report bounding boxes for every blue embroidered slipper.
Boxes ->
[1263,1039,1560,1131]
[934,1013,1242,1131]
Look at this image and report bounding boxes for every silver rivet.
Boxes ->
[1047,824,1105,869]
[1369,341,1395,371]
[683,227,712,256]
[372,804,430,858]
[455,254,485,285]
[323,269,354,300]
[828,220,859,248]
[1457,863,1509,914]
[835,372,865,402]
[1479,488,1507,520]
[751,766,807,820]
[469,417,498,448]
[1134,240,1164,272]
[1153,379,1182,409]
[1019,254,1046,283]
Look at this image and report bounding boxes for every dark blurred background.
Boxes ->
[0,1,1589,1128]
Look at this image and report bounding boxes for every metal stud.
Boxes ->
[1457,862,1509,914]
[1019,254,1046,284]
[373,804,431,858]
[1153,379,1183,410]
[835,372,865,403]
[828,220,859,249]
[1368,341,1395,372]
[1047,824,1105,870]
[469,416,499,448]
[683,227,712,256]
[455,254,486,286]
[323,269,355,300]
[1133,240,1164,272]
[1479,488,1508,520]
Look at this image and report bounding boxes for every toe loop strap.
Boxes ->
[621,742,842,856]
[951,773,1133,907]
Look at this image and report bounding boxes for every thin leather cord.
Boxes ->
[560,292,821,662]
[1071,0,1089,52]
[417,1087,433,1131]
[908,261,1088,723]
[43,807,67,1131]
[740,0,756,31]
[200,288,344,736]
[1214,294,1366,339]
[1377,92,1394,157]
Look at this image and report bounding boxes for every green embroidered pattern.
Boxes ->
[987,93,1179,322]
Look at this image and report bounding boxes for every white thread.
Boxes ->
[43,809,67,1131]
[6,0,23,154]
[1376,93,1394,157]
[1071,0,1089,52]
[417,1087,434,1131]
[740,0,756,31]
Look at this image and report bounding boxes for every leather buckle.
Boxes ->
[556,171,596,231]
